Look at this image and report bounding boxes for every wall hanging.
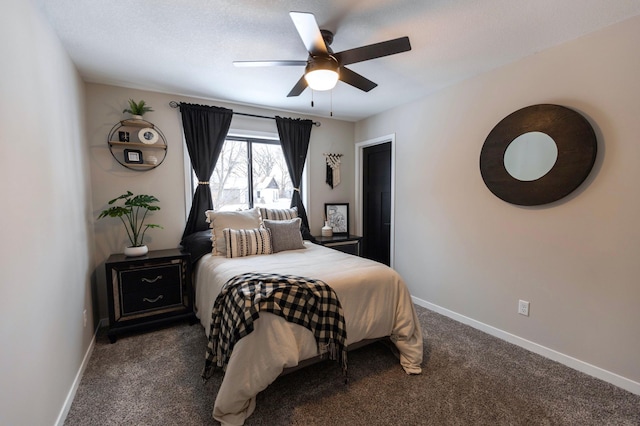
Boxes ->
[479,104,597,206]
[324,153,342,188]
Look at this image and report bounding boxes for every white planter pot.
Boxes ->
[124,245,148,257]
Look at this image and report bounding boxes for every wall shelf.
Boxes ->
[107,119,167,171]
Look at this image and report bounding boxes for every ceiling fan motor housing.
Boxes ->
[306,55,340,74]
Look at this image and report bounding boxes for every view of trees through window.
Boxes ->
[194,137,293,212]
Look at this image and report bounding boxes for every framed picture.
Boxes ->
[118,131,130,142]
[325,203,349,235]
[124,149,143,164]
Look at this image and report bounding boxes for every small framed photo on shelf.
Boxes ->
[118,131,130,142]
[124,149,143,164]
[325,203,349,235]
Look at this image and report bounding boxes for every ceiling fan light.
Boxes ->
[305,69,339,91]
[304,56,340,91]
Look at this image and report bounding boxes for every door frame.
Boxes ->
[355,134,396,268]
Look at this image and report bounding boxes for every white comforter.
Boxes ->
[194,242,423,426]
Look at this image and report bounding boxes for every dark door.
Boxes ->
[362,142,391,265]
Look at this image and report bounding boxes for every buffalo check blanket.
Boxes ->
[203,272,347,380]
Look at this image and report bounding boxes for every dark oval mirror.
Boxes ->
[480,104,597,206]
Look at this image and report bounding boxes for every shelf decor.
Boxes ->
[107,118,167,170]
[138,127,159,144]
[124,149,143,164]
[122,98,154,120]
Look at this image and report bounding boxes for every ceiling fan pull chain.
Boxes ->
[311,89,314,108]
[330,90,333,117]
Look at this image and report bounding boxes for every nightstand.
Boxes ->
[314,234,363,256]
[105,248,195,343]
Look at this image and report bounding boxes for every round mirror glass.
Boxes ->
[504,131,558,181]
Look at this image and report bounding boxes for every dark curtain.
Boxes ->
[180,103,233,240]
[275,116,315,241]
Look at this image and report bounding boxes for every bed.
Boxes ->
[183,208,423,426]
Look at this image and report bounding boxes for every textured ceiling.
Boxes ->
[33,0,640,121]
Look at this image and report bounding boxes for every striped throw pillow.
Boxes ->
[259,206,298,221]
[223,228,273,258]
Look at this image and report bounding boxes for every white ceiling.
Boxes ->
[33,0,640,122]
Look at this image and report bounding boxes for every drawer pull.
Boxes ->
[141,275,163,283]
[143,295,164,303]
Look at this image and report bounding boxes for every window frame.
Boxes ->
[182,129,308,216]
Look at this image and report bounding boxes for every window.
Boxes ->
[193,136,294,212]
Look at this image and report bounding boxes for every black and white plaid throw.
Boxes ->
[202,272,347,380]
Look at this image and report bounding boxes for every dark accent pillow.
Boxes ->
[180,230,213,264]
[263,218,306,252]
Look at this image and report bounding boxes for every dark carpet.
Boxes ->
[64,305,640,425]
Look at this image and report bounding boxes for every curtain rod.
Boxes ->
[169,101,320,127]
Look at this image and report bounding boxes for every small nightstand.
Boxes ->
[105,248,195,343]
[314,234,363,256]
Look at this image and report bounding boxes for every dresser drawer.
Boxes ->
[121,283,183,315]
[313,235,362,256]
[325,241,359,255]
[119,264,181,294]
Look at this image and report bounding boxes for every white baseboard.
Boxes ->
[412,296,640,396]
[55,318,106,426]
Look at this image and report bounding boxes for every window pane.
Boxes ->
[211,140,249,211]
[252,143,293,209]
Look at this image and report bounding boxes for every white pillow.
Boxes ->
[223,228,273,258]
[205,207,261,256]
[263,217,306,253]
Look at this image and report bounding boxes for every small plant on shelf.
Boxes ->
[98,191,162,255]
[123,99,154,119]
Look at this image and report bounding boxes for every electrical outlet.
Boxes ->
[518,300,530,316]
[83,309,88,327]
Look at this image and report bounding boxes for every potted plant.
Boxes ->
[98,191,162,257]
[123,99,154,120]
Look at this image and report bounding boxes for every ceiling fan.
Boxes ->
[233,11,412,97]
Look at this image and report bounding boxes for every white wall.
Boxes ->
[0,1,95,424]
[86,84,355,319]
[356,15,640,389]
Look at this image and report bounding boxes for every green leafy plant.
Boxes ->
[98,191,162,247]
[122,99,154,116]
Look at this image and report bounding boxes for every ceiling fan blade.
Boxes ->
[287,75,308,97]
[289,11,328,55]
[233,60,307,67]
[334,36,411,66]
[339,67,377,92]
